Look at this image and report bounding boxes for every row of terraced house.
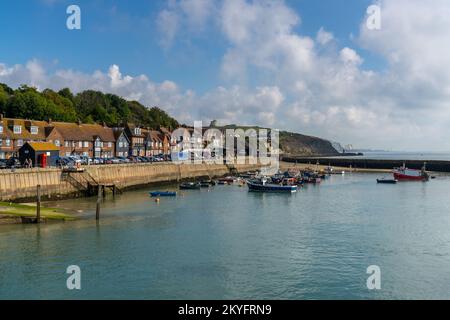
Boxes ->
[0,114,174,159]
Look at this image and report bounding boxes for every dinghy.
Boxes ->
[150,191,177,197]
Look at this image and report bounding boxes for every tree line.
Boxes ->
[0,83,179,130]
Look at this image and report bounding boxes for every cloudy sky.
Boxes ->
[1,0,450,151]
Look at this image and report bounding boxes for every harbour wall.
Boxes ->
[0,162,262,202]
[282,157,450,172]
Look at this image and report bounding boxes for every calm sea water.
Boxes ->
[1,173,450,300]
[336,151,450,161]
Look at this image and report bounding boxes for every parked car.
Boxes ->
[56,157,75,167]
[0,159,7,169]
[79,156,92,165]
[93,158,104,165]
[117,157,130,163]
[6,157,22,168]
[67,156,82,165]
[110,158,121,164]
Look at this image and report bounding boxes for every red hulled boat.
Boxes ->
[393,164,429,181]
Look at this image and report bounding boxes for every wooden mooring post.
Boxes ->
[96,185,102,221]
[36,184,41,224]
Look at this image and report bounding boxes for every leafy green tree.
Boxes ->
[0,82,180,130]
[58,88,74,102]
[0,86,9,114]
[43,89,78,122]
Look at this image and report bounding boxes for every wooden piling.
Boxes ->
[36,184,41,224]
[96,185,101,221]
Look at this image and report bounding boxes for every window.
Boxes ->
[79,141,83,148]
[0,139,2,146]
[108,142,112,148]
[118,152,123,157]
[119,141,123,148]
[84,141,89,148]
[13,125,21,134]
[65,141,69,147]
[30,126,38,134]
[55,140,61,147]
[6,139,11,147]
[83,152,89,156]
[17,139,23,147]
[0,126,3,133]
[134,128,141,135]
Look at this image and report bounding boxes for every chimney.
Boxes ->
[77,119,82,126]
[48,118,52,124]
[102,121,107,127]
[0,114,3,120]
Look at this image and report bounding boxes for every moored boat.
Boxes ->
[393,164,429,181]
[150,191,177,197]
[180,182,201,190]
[377,178,398,184]
[218,176,236,184]
[247,179,297,193]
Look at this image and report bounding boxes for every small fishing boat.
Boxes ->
[200,180,216,187]
[150,191,177,197]
[218,177,236,184]
[180,182,201,190]
[377,179,398,184]
[393,163,429,181]
[303,176,322,184]
[247,179,297,193]
[302,171,322,184]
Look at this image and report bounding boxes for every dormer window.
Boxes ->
[13,125,21,134]
[134,128,141,135]
[30,126,38,135]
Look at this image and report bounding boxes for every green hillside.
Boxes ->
[0,83,179,130]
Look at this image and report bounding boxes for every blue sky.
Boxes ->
[0,0,377,91]
[1,0,450,151]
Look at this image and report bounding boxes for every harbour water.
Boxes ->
[1,173,450,300]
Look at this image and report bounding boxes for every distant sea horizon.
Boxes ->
[337,151,450,161]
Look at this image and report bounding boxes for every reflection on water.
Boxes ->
[1,174,450,299]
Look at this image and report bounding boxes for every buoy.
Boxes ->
[155,198,160,203]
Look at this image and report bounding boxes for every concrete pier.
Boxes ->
[0,162,262,202]
[282,157,450,172]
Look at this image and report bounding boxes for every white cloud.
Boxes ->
[339,47,363,65]
[3,0,450,151]
[156,0,216,48]
[156,9,180,49]
[316,27,334,46]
